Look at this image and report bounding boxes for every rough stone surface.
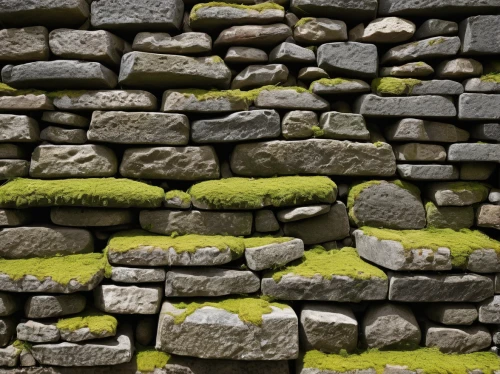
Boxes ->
[460,15,500,55]
[424,323,491,353]
[459,93,500,120]
[378,0,500,17]
[255,89,329,111]
[269,43,316,64]
[397,164,459,181]
[0,27,49,62]
[225,47,268,63]
[426,204,474,230]
[110,267,166,284]
[254,210,280,233]
[231,64,288,90]
[427,182,489,206]
[349,17,415,43]
[464,78,500,93]
[41,111,90,128]
[290,0,377,22]
[162,90,249,113]
[40,126,87,145]
[318,112,370,140]
[0,345,19,367]
[0,293,18,317]
[294,18,347,44]
[59,326,114,343]
[448,143,500,163]
[0,210,30,228]
[51,208,133,227]
[415,19,458,40]
[133,32,212,54]
[380,62,434,78]
[479,296,500,324]
[0,115,39,143]
[0,94,54,111]
[16,321,60,343]
[281,111,318,139]
[394,143,446,162]
[0,319,14,347]
[425,303,478,326]
[317,42,378,78]
[245,239,304,271]
[436,58,483,79]
[0,160,29,180]
[52,90,157,111]
[470,123,500,141]
[310,79,370,95]
[94,285,162,314]
[381,37,461,65]
[477,204,500,230]
[384,119,469,142]
[24,295,86,319]
[214,24,292,48]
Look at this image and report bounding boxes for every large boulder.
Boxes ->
[317,42,378,78]
[0,27,49,62]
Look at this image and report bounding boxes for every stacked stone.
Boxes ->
[0,0,499,373]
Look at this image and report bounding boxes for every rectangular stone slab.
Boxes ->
[0,27,49,62]
[459,93,500,120]
[0,115,39,143]
[378,0,500,17]
[52,90,157,111]
[245,239,304,271]
[94,285,162,314]
[290,0,377,22]
[448,143,500,163]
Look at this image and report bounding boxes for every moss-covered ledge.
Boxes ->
[136,346,171,373]
[371,77,423,96]
[57,310,118,341]
[190,2,284,21]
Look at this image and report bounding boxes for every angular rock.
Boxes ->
[349,17,415,43]
[427,182,489,206]
[394,143,446,161]
[231,64,288,90]
[30,145,117,178]
[380,62,434,77]
[120,146,219,180]
[317,42,378,78]
[460,163,496,180]
[162,90,249,113]
[424,323,491,353]
[310,78,370,95]
[385,118,469,142]
[298,67,329,81]
[0,319,14,347]
[16,321,59,343]
[290,0,377,22]
[464,77,500,93]
[477,205,500,230]
[0,94,54,112]
[41,112,90,128]
[0,145,26,159]
[282,111,318,139]
[111,267,165,284]
[318,112,369,140]
[0,210,30,228]
[294,18,347,44]
[51,208,133,227]
[254,210,280,232]
[52,90,157,111]
[0,345,19,367]
[231,140,396,177]
[0,27,49,62]
[0,160,29,180]
[245,238,304,271]
[24,295,86,319]
[425,303,478,325]
[378,0,499,18]
[479,296,500,323]
[94,285,162,315]
[269,42,315,63]
[40,127,87,145]
[277,205,330,223]
[88,111,189,145]
[356,95,456,118]
[59,323,115,343]
[255,88,329,111]
[409,80,464,96]
[459,93,500,120]
[133,32,212,54]
[381,37,461,65]
[460,16,500,55]
[436,58,483,79]
[0,115,39,143]
[214,24,292,48]
[397,164,459,181]
[225,47,268,63]
[448,143,500,163]
[415,19,459,40]
[0,293,17,317]
[425,203,474,230]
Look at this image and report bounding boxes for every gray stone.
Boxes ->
[254,210,280,232]
[51,208,133,227]
[0,27,49,62]
[397,164,459,181]
[255,89,329,111]
[363,303,420,350]
[40,127,87,145]
[232,64,288,90]
[162,90,248,113]
[283,202,350,245]
[192,110,280,144]
[282,111,318,139]
[298,67,329,82]
[460,163,496,180]
[120,146,219,180]
[425,203,474,230]
[0,294,17,317]
[245,238,304,271]
[415,19,458,40]
[477,204,500,231]
[164,192,191,210]
[31,326,133,366]
[231,140,396,177]
[214,24,292,48]
[0,160,29,180]
[425,303,478,325]
[427,182,489,206]
[91,0,183,31]
[388,272,494,302]
[0,115,39,143]
[133,32,212,54]
[461,16,500,55]
[59,325,115,343]
[41,112,90,128]
[381,37,461,65]
[30,145,117,178]
[490,189,500,205]
[0,145,26,159]
[16,321,59,343]
[0,319,14,347]
[318,112,369,140]
[384,119,469,142]
[24,295,86,319]
[19,349,35,367]
[0,345,19,367]
[88,111,189,145]
[378,0,500,17]
[52,90,157,111]
[355,95,456,118]
[464,78,500,93]
[0,226,92,259]
[0,94,54,112]
[479,296,500,323]
[49,29,128,66]
[349,17,415,43]
[2,61,117,90]
[225,47,268,63]
[277,205,330,223]
[424,323,491,353]
[165,268,260,297]
[111,267,166,284]
[156,301,298,360]
[436,58,483,79]
[269,43,316,63]
[394,143,446,161]
[294,18,347,44]
[459,93,500,120]
[317,42,378,78]
[300,304,357,353]
[310,79,370,95]
[380,62,434,78]
[448,143,500,163]
[94,285,162,315]
[290,0,377,22]
[409,80,464,96]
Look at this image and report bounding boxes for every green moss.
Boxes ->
[361,227,500,269]
[270,247,387,282]
[136,346,171,373]
[480,73,500,83]
[295,17,315,28]
[303,348,500,374]
[0,253,107,286]
[0,178,164,209]
[165,190,191,204]
[311,126,325,137]
[310,78,351,90]
[209,56,224,64]
[13,89,47,96]
[373,141,385,148]
[428,37,446,46]
[444,181,489,196]
[371,77,422,95]
[0,83,17,95]
[12,340,31,353]
[191,2,283,21]
[57,311,117,335]
[167,297,288,326]
[415,61,426,67]
[347,180,420,211]
[189,176,336,209]
[46,90,89,99]
[244,237,293,248]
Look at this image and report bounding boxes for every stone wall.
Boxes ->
[0,0,499,373]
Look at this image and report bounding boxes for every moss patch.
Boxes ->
[310,78,352,90]
[295,17,315,28]
[371,77,422,95]
[46,90,89,99]
[0,83,16,95]
[189,176,336,209]
[209,56,224,64]
[57,311,117,335]
[428,37,446,46]
[136,346,171,373]
[443,181,490,197]
[361,227,500,269]
[311,126,325,137]
[165,190,191,204]
[0,178,164,209]
[167,297,288,326]
[303,348,500,374]
[0,253,106,286]
[270,247,387,282]
[244,237,293,248]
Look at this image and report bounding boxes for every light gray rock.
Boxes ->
[165,268,260,297]
[269,42,316,63]
[388,272,494,302]
[385,118,469,142]
[436,58,483,79]
[349,17,415,43]
[394,143,446,161]
[425,303,478,325]
[51,208,133,227]
[0,27,49,62]
[192,110,280,144]
[461,16,500,55]
[0,226,92,259]
[162,90,248,113]
[41,112,90,128]
[59,325,115,343]
[49,29,128,66]
[94,285,162,315]
[0,160,29,179]
[0,145,26,159]
[31,326,133,367]
[427,182,489,206]
[0,345,20,367]
[214,24,292,48]
[425,203,474,230]
[18,349,35,367]
[318,112,369,140]
[490,189,500,205]
[294,18,347,44]
[0,115,39,143]
[300,304,357,353]
[461,163,496,181]
[381,37,461,65]
[40,127,87,145]
[0,294,17,317]
[355,95,456,118]
[16,321,59,343]
[255,89,329,111]
[317,42,378,78]
[245,238,304,271]
[24,295,86,319]
[225,47,268,63]
[380,62,434,78]
[290,0,377,22]
[424,323,491,353]
[415,19,458,40]
[310,78,370,95]
[120,146,219,180]
[464,78,500,93]
[0,319,15,347]
[91,0,184,31]
[479,296,500,323]
[231,140,396,177]
[30,145,117,178]
[0,94,54,112]
[2,61,117,90]
[298,67,329,82]
[156,301,298,360]
[397,164,459,181]
[52,90,157,111]
[282,111,318,139]
[378,0,499,17]
[231,64,288,90]
[277,205,330,223]
[448,143,500,163]
[88,111,189,145]
[111,267,166,284]
[459,93,500,120]
[477,204,500,231]
[133,32,211,54]
[164,192,191,210]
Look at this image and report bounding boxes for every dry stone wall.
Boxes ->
[0,0,499,373]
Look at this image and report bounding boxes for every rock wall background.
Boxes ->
[0,0,499,373]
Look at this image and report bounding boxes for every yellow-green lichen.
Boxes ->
[310,78,352,90]
[188,176,336,209]
[444,181,489,197]
[209,56,224,64]
[165,190,191,204]
[373,141,385,148]
[12,340,31,353]
[0,83,16,95]
[244,237,293,248]
[371,77,422,95]
[270,247,387,282]
[303,348,500,374]
[295,17,315,28]
[46,90,89,99]
[57,311,117,335]
[136,346,171,373]
[361,227,500,269]
[311,126,325,137]
[0,178,164,209]
[428,37,446,46]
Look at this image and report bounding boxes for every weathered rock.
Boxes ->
[290,0,377,22]
[425,203,474,230]
[381,37,461,65]
[41,111,90,128]
[24,295,86,319]
[0,145,26,160]
[225,47,268,63]
[111,267,166,284]
[51,208,133,227]
[255,89,329,111]
[460,163,496,181]
[0,94,54,112]
[52,90,157,111]
[477,204,500,230]
[40,127,87,145]
[94,285,162,314]
[378,0,499,17]
[0,115,39,143]
[0,160,29,180]
[0,319,14,347]
[424,323,491,353]
[460,16,500,55]
[415,19,458,40]
[425,304,478,326]
[380,62,434,77]
[231,64,288,90]
[162,90,249,113]
[91,0,184,31]
[436,58,483,79]
[410,80,464,96]
[384,119,469,142]
[277,205,330,223]
[350,17,415,43]
[133,32,212,54]
[0,27,49,62]
[427,182,489,206]
[388,272,494,302]
[18,349,35,367]
[298,67,329,81]
[59,324,115,343]
[459,93,500,120]
[88,111,189,145]
[165,268,260,297]
[490,189,500,205]
[156,300,298,360]
[355,95,456,118]
[245,238,304,271]
[269,42,316,63]
[394,143,446,161]
[214,24,292,48]
[479,296,500,323]
[0,293,17,317]
[310,78,370,95]
[294,18,347,44]
[231,140,396,177]
[397,164,459,181]
[318,112,369,140]
[254,210,280,232]
[464,78,500,93]
[30,145,117,178]
[0,345,20,367]
[448,143,500,163]
[0,226,92,259]
[317,42,378,78]
[16,321,59,343]
[120,146,219,180]
[282,111,318,139]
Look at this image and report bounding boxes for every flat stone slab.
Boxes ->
[162,90,249,113]
[24,295,86,319]
[41,111,90,128]
[94,285,162,314]
[59,323,115,343]
[461,15,500,55]
[214,24,292,48]
[254,89,329,111]
[381,37,461,64]
[397,164,459,181]
[133,32,212,55]
[426,182,489,207]
[0,94,54,112]
[233,64,289,90]
[294,18,347,44]
[156,299,299,360]
[290,0,377,22]
[479,296,500,324]
[464,77,500,93]
[0,160,29,180]
[40,126,87,145]
[384,118,469,142]
[424,323,491,353]
[448,143,500,163]
[52,90,157,111]
[16,321,59,343]
[317,42,378,79]
[310,78,370,95]
[269,42,316,63]
[111,267,166,284]
[380,62,434,77]
[378,0,500,17]
[459,93,500,120]
[374,79,463,96]
[225,46,268,63]
[0,27,49,62]
[425,303,478,325]
[318,112,370,140]
[0,115,39,143]
[277,205,330,222]
[245,238,304,271]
